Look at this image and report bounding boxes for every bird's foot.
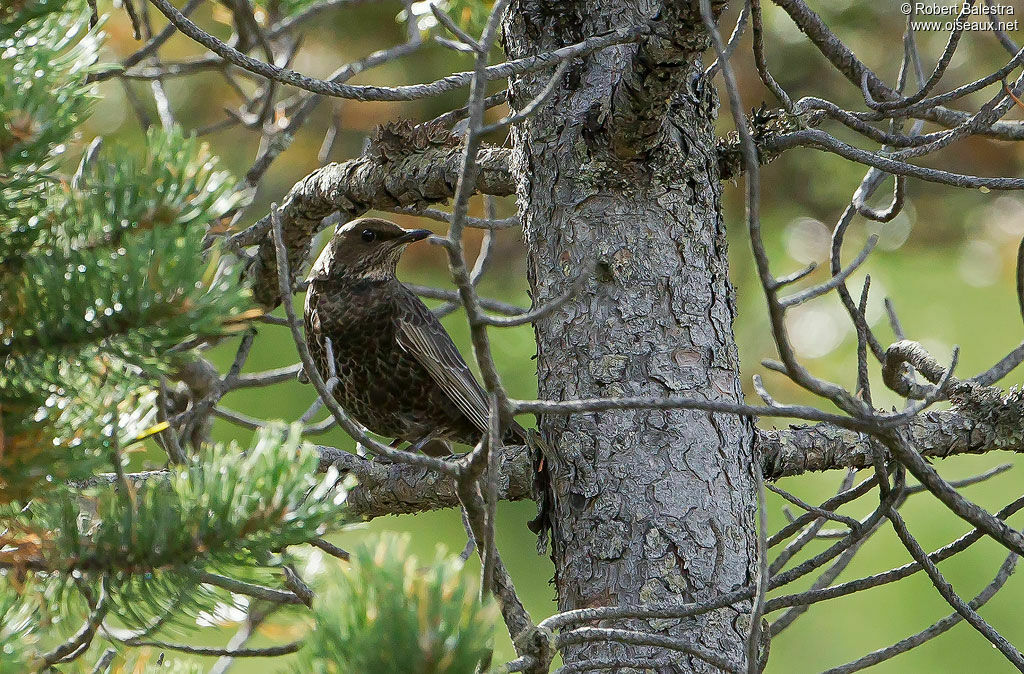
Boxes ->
[407,436,453,457]
[355,442,396,464]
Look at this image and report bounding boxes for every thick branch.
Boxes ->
[717,105,821,180]
[246,121,515,308]
[244,114,818,306]
[71,402,1024,522]
[339,395,1024,519]
[316,443,534,519]
[761,390,1024,480]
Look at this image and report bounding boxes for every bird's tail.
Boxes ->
[506,422,554,553]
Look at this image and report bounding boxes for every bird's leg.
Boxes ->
[407,434,452,457]
[459,508,476,561]
[356,438,401,462]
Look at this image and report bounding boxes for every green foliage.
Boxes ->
[15,424,349,623]
[1,425,351,670]
[0,5,97,170]
[63,126,244,245]
[0,3,253,501]
[1,1,495,672]
[0,7,317,665]
[2,125,251,365]
[444,0,495,34]
[0,589,39,672]
[300,534,497,674]
[0,572,94,672]
[0,0,107,502]
[0,365,160,503]
[0,0,99,261]
[0,0,76,38]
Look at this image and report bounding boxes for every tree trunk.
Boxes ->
[504,2,759,670]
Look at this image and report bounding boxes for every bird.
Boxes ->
[303,217,533,457]
[303,217,552,537]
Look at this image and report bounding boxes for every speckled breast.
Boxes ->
[304,277,477,444]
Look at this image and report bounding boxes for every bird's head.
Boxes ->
[307,218,432,282]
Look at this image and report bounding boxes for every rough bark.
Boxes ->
[314,444,535,519]
[504,3,757,670]
[607,1,724,158]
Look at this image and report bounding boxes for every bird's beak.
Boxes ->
[395,229,433,245]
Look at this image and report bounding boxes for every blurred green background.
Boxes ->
[89,0,1024,670]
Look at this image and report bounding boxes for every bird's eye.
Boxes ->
[360,229,376,242]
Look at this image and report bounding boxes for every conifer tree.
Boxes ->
[7,0,1024,670]
[0,3,493,671]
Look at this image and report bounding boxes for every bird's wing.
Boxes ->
[303,284,326,376]
[394,293,491,435]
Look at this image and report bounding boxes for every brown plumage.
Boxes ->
[303,217,527,456]
[303,217,552,538]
